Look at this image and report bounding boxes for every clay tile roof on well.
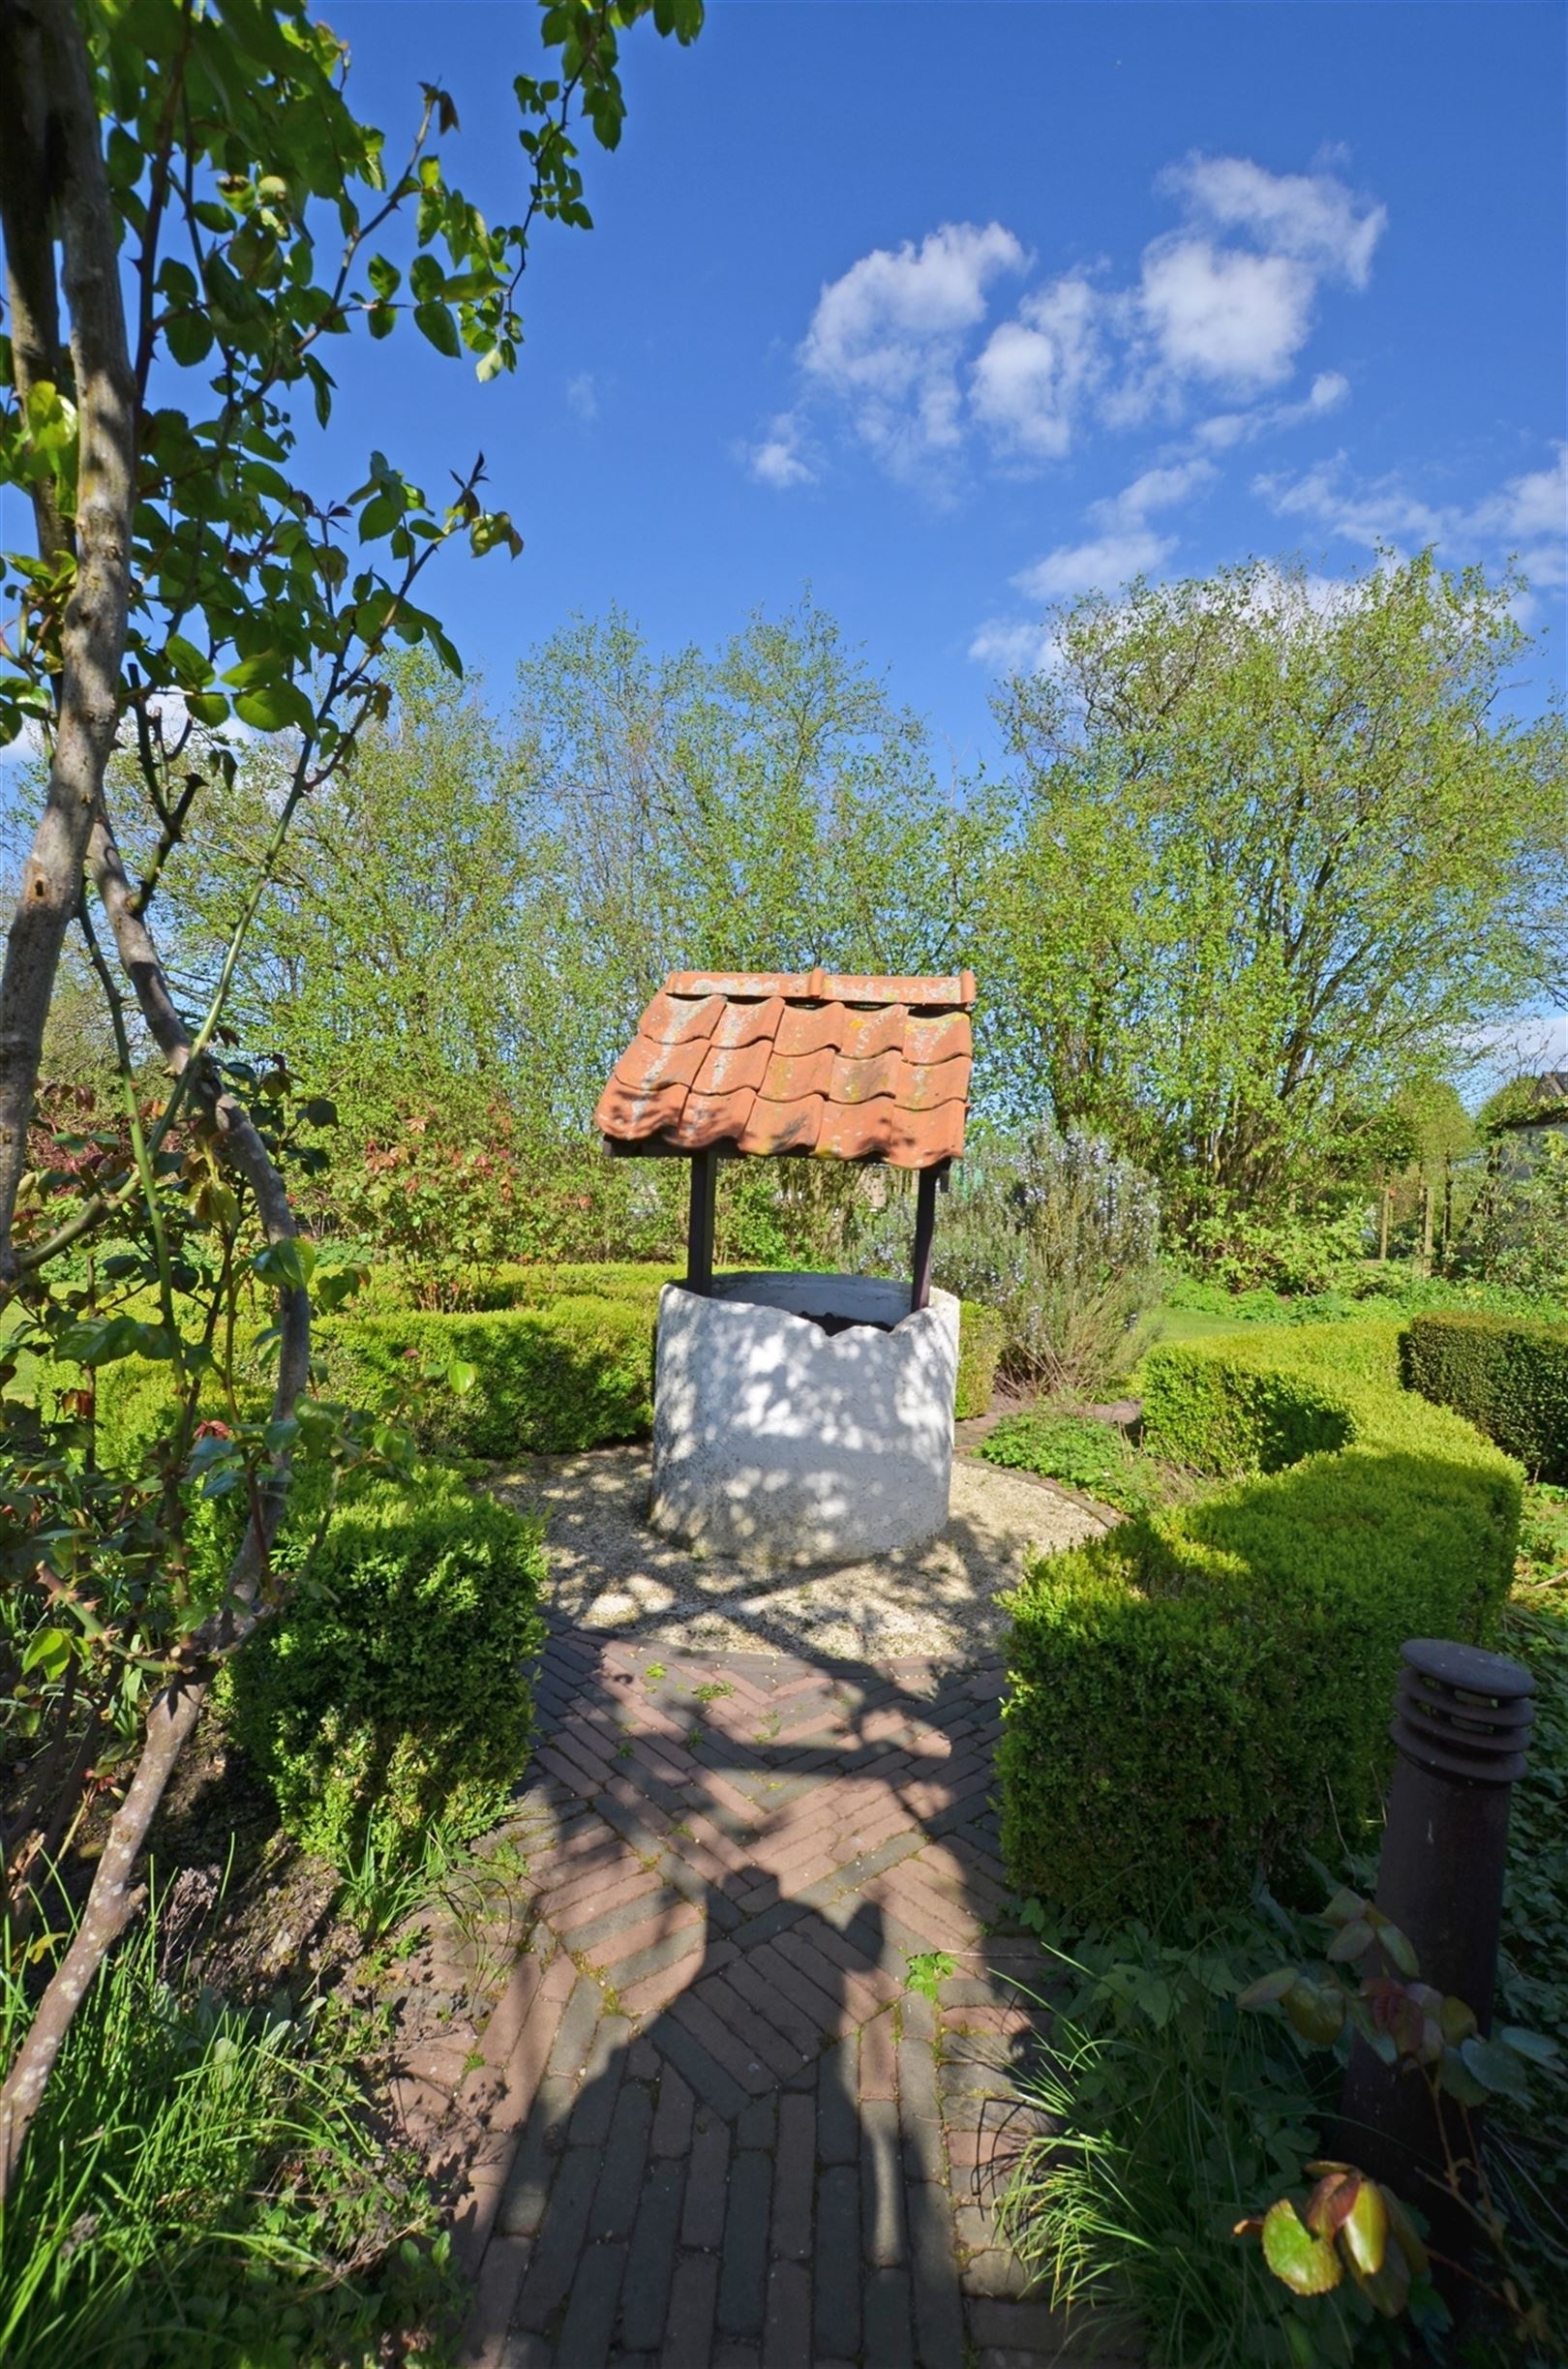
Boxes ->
[594,970,976,1169]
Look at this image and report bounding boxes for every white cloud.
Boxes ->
[1469,444,1568,566]
[1013,529,1175,603]
[799,221,1027,479]
[1195,370,1349,449]
[750,152,1381,493]
[565,371,599,423]
[1089,456,1216,528]
[746,411,816,490]
[970,276,1101,460]
[1161,153,1386,289]
[1137,238,1314,388]
[1254,443,1567,587]
[967,617,1061,673]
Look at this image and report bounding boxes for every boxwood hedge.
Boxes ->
[1401,1310,1568,1480]
[226,1467,546,1866]
[318,1294,655,1458]
[320,1269,1004,1453]
[1000,1322,1522,1917]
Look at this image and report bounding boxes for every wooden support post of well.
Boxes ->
[911,1165,939,1312]
[1421,1179,1433,1267]
[686,1147,718,1293]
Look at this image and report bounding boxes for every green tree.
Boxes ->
[153,653,544,1139]
[513,598,994,1116]
[0,0,699,2187]
[986,554,1567,1224]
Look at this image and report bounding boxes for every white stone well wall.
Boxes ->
[648,1271,959,1563]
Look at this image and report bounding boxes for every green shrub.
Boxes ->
[1401,1309,1568,1480]
[459,1260,678,1313]
[227,1469,547,1868]
[319,1294,654,1455]
[1001,1325,1522,1917]
[955,1299,1005,1418]
[853,1128,1161,1396]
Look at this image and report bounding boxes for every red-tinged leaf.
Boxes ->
[1305,2169,1361,2240]
[1261,2200,1342,2296]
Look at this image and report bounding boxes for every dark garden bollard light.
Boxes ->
[1339,1636,1536,2264]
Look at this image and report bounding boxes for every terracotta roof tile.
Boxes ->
[829,1046,903,1106]
[640,988,726,1047]
[739,1094,823,1156]
[773,1004,847,1058]
[594,970,974,1169]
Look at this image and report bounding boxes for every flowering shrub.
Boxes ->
[855,1125,1161,1395]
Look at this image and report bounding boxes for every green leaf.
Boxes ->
[253,1237,317,1294]
[1260,2200,1342,2296]
[24,380,75,454]
[1366,1910,1419,1978]
[184,691,230,727]
[165,311,215,367]
[166,634,214,687]
[234,683,314,734]
[1338,2177,1388,2276]
[1237,1967,1298,2011]
[446,1358,478,1396]
[413,300,461,358]
[21,1627,74,1683]
[1459,2035,1531,2104]
[1282,1979,1345,2048]
[1436,2051,1490,2108]
[1325,1920,1375,1962]
[1495,2022,1561,2067]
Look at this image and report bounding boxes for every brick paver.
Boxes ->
[407,1627,1140,2367]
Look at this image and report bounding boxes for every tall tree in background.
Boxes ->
[0,0,700,2187]
[513,600,995,1113]
[987,555,1567,1223]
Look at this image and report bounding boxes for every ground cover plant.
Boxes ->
[979,1408,1169,1515]
[0,1880,454,2369]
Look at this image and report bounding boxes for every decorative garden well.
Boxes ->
[593,968,975,1562]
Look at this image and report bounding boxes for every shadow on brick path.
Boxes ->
[404,1626,1141,2369]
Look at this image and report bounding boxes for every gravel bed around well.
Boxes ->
[488,1444,1109,1663]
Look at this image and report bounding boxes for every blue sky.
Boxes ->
[315,0,1567,766]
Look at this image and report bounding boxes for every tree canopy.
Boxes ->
[984,555,1566,1219]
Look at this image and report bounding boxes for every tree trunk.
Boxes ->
[0,0,310,2194]
[0,0,136,1275]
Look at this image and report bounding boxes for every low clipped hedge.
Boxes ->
[226,1467,547,1866]
[318,1294,655,1457]
[1401,1310,1568,1481]
[321,1267,1005,1453]
[1000,1322,1523,1917]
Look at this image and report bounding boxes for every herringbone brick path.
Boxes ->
[407,1628,1137,2369]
